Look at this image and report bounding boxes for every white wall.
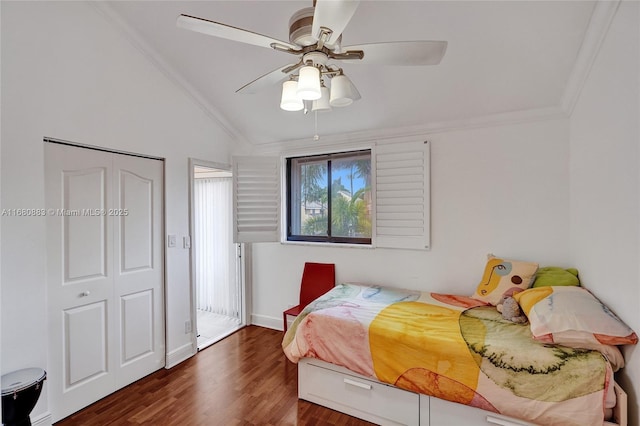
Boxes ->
[3,1,635,424]
[568,2,640,424]
[1,1,235,420]
[251,118,571,329]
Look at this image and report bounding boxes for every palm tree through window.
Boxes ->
[287,150,372,244]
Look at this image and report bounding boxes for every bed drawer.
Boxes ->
[427,396,536,426]
[299,360,420,426]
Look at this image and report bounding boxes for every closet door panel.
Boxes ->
[46,142,165,421]
[121,290,154,363]
[64,301,108,386]
[63,168,108,282]
[45,143,115,421]
[119,170,154,272]
[113,154,165,388]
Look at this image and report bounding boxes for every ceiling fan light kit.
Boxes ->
[177,0,447,117]
[280,80,304,111]
[296,65,322,100]
[312,84,332,112]
[280,63,356,112]
[329,73,358,107]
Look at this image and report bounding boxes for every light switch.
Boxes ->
[183,236,191,249]
[168,234,176,248]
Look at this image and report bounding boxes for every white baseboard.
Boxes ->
[165,342,196,369]
[251,313,283,331]
[32,411,52,426]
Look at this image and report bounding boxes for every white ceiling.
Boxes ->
[105,1,597,146]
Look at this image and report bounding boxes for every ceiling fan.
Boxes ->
[177,0,447,112]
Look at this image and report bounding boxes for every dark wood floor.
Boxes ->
[55,326,375,425]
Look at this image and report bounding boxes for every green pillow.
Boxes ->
[532,267,580,288]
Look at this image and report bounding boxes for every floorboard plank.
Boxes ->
[54,326,375,425]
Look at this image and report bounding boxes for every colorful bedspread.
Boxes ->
[282,283,613,426]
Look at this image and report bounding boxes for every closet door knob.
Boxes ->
[80,291,91,297]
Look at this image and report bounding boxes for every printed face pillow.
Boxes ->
[514,286,638,346]
[471,255,538,305]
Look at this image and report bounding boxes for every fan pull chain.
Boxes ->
[313,111,320,141]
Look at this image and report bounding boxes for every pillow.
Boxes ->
[471,255,538,305]
[514,286,638,346]
[532,266,580,288]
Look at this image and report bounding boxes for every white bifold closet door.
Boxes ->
[45,142,165,422]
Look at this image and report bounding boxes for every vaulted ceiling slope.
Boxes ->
[105,1,602,146]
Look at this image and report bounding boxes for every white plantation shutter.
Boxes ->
[374,141,430,250]
[232,156,280,243]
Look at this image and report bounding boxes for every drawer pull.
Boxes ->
[486,416,523,426]
[343,378,372,390]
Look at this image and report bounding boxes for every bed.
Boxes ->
[282,283,629,426]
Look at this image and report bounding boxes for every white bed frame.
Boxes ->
[298,358,627,426]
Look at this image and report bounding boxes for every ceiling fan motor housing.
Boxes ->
[302,51,329,68]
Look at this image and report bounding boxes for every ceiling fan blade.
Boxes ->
[236,63,301,94]
[177,14,300,52]
[312,0,360,47]
[340,41,448,65]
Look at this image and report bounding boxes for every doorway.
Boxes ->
[190,161,243,350]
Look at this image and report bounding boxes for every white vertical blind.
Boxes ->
[232,156,280,243]
[194,177,239,318]
[374,141,430,250]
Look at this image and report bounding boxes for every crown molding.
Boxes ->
[560,0,621,115]
[89,1,253,153]
[254,105,567,155]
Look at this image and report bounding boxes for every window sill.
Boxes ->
[281,240,374,250]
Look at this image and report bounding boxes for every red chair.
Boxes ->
[283,262,335,332]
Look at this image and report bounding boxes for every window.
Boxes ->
[233,140,430,250]
[287,150,372,244]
